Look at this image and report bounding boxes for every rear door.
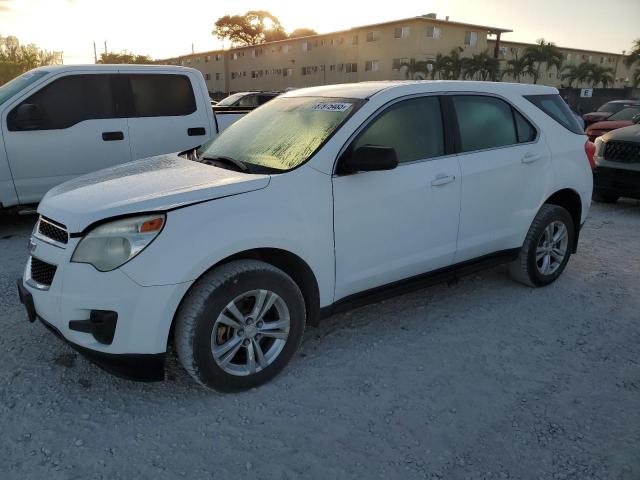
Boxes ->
[122,72,210,159]
[449,94,552,262]
[2,73,131,204]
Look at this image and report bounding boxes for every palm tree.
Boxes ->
[624,38,640,68]
[587,64,615,88]
[447,47,466,80]
[428,53,450,80]
[501,56,531,83]
[463,51,500,81]
[561,62,592,87]
[523,39,563,84]
[632,69,640,88]
[400,58,428,80]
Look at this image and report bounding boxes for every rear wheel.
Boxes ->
[509,204,574,287]
[175,260,306,392]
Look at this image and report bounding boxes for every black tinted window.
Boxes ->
[8,74,116,131]
[524,94,583,134]
[514,110,537,142]
[352,96,444,163]
[127,74,196,117]
[453,95,517,152]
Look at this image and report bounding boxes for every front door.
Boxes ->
[333,96,461,300]
[2,73,131,204]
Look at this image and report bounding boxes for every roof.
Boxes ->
[35,64,196,73]
[488,39,627,58]
[282,80,557,100]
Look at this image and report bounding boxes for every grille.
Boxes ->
[38,217,68,245]
[30,257,57,287]
[604,141,640,164]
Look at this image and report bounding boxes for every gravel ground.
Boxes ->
[1,200,639,480]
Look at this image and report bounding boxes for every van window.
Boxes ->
[126,74,196,117]
[524,94,583,134]
[8,74,116,131]
[352,96,445,164]
[452,95,518,152]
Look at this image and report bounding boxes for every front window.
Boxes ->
[597,102,625,114]
[201,96,362,171]
[607,106,640,121]
[217,93,246,106]
[0,70,49,106]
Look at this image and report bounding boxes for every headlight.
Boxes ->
[594,136,605,164]
[71,214,165,272]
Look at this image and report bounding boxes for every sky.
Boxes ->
[0,0,637,63]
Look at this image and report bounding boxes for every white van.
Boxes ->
[0,65,244,208]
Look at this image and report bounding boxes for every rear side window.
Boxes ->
[8,74,116,131]
[514,110,536,143]
[126,74,196,117]
[524,94,583,134]
[352,96,444,163]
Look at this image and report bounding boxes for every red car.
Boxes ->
[583,99,640,127]
[586,106,640,141]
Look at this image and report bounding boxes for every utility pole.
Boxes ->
[93,42,97,63]
[104,40,108,55]
[191,43,195,54]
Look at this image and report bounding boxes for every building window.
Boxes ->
[215,73,221,81]
[394,26,410,39]
[366,31,380,42]
[426,26,442,38]
[232,52,239,60]
[346,62,358,73]
[253,48,263,58]
[464,31,478,46]
[365,60,379,72]
[215,54,223,61]
[205,73,211,80]
[205,55,210,63]
[283,68,293,77]
[231,72,238,79]
[392,58,408,71]
[329,64,336,71]
[302,41,311,52]
[351,35,358,45]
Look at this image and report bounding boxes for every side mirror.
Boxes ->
[15,103,43,130]
[338,145,399,174]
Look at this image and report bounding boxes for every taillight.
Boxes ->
[584,140,596,170]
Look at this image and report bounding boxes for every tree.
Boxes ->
[523,39,563,84]
[0,35,61,85]
[213,10,285,46]
[446,47,466,80]
[400,58,428,80]
[501,56,531,83]
[97,51,153,64]
[289,28,318,39]
[561,62,592,87]
[624,38,640,68]
[463,50,500,81]
[428,53,450,80]
[632,69,640,88]
[587,64,615,88]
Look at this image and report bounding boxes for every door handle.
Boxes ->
[102,131,124,141]
[188,127,206,136]
[431,174,456,186]
[521,153,540,164]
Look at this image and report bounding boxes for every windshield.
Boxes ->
[597,103,626,114]
[607,106,640,121]
[202,96,362,171]
[216,93,247,106]
[0,70,49,106]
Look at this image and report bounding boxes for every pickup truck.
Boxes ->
[0,64,247,209]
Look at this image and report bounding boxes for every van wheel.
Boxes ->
[509,204,574,287]
[175,260,305,392]
[592,192,619,203]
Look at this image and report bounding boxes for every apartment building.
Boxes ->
[489,39,634,88]
[160,14,510,95]
[159,14,636,95]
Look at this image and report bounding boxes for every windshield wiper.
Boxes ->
[200,155,250,173]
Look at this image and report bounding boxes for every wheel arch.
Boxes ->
[168,247,322,348]
[543,188,582,252]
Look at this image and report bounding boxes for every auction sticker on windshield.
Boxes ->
[311,103,352,112]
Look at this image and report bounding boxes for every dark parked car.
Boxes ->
[213,91,279,111]
[585,106,640,141]
[583,99,640,127]
[592,120,640,203]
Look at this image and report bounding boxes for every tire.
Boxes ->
[592,191,619,204]
[509,204,575,287]
[175,260,306,392]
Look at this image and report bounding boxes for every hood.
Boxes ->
[602,124,640,143]
[587,120,633,133]
[39,154,270,233]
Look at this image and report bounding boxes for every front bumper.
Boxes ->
[593,166,640,200]
[17,280,165,381]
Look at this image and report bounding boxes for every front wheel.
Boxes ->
[509,204,575,287]
[175,260,306,392]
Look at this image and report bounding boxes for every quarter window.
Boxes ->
[452,95,536,152]
[8,74,116,131]
[352,96,444,164]
[126,74,196,117]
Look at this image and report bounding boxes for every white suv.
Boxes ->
[18,81,594,391]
